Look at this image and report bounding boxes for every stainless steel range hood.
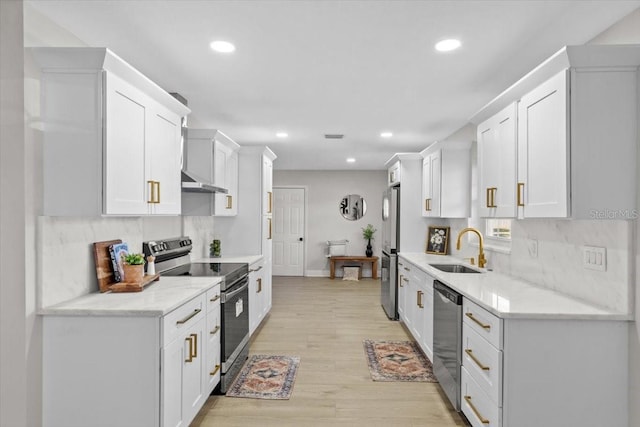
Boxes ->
[181,170,228,194]
[171,93,228,194]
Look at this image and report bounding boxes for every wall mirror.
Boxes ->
[339,194,366,220]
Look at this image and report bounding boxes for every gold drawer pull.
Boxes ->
[465,349,490,371]
[466,312,491,330]
[209,295,220,302]
[267,191,273,213]
[417,290,424,308]
[464,395,490,424]
[191,333,198,358]
[257,278,262,293]
[226,195,233,209]
[517,182,525,207]
[210,364,221,376]
[210,326,220,335]
[403,267,410,272]
[185,336,194,363]
[399,274,404,287]
[176,308,201,325]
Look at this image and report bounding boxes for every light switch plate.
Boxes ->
[583,246,606,271]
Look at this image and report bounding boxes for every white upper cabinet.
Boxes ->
[32,47,189,216]
[420,141,471,218]
[213,133,240,216]
[517,70,569,218]
[472,45,640,219]
[477,103,517,218]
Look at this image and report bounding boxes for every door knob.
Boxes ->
[299,237,304,241]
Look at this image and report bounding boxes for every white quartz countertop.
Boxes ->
[399,253,631,321]
[194,255,263,265]
[39,276,222,317]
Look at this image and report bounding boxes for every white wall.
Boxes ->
[1,2,28,426]
[588,7,640,427]
[273,170,387,277]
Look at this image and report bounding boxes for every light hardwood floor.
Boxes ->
[192,276,469,427]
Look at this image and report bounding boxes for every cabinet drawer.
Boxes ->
[162,294,206,345]
[206,285,221,313]
[463,299,503,349]
[462,324,502,406]
[461,367,501,427]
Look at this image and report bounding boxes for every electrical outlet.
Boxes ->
[582,246,606,271]
[527,239,538,258]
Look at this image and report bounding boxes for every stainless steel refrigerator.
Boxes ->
[380,185,399,319]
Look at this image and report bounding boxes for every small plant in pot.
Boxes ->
[122,253,145,283]
[362,224,377,257]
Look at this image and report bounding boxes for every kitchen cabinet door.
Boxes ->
[162,317,206,427]
[214,137,239,216]
[263,156,273,215]
[103,71,149,215]
[249,260,266,336]
[517,70,569,218]
[421,151,441,217]
[419,279,434,361]
[146,105,182,215]
[477,103,517,218]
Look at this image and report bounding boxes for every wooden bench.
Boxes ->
[329,256,379,279]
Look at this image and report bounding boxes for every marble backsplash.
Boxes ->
[38,215,214,308]
[449,218,633,313]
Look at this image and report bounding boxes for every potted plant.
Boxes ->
[122,252,145,283]
[210,239,221,258]
[362,224,377,257]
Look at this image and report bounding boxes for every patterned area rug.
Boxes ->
[226,355,300,399]
[363,340,438,382]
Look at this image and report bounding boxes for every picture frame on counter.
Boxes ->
[426,226,449,255]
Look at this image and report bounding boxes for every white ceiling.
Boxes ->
[27,0,640,170]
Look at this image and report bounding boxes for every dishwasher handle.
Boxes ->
[434,280,463,305]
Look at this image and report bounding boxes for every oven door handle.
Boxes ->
[223,279,249,301]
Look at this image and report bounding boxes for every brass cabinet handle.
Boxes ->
[517,182,525,207]
[147,180,155,203]
[210,364,221,376]
[399,274,404,287]
[465,349,490,371]
[390,171,395,183]
[226,195,233,209]
[268,218,272,239]
[465,312,491,330]
[155,181,160,204]
[464,395,490,424]
[191,333,198,359]
[417,290,424,308]
[425,198,432,212]
[486,187,497,208]
[257,278,262,293]
[176,308,201,325]
[209,295,220,303]
[185,336,194,363]
[210,325,220,335]
[267,191,273,213]
[403,267,410,272]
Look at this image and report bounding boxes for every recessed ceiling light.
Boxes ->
[276,132,288,138]
[210,40,236,53]
[380,132,393,138]
[346,158,356,163]
[435,39,461,52]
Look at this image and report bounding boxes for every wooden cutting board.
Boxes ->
[93,239,122,293]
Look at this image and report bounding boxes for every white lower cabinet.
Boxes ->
[461,298,628,427]
[249,258,268,336]
[397,256,434,361]
[43,284,220,427]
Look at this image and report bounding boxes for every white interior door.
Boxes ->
[272,188,305,276]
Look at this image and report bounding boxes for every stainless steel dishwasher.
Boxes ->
[432,280,463,411]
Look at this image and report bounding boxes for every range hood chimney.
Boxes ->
[170,93,228,194]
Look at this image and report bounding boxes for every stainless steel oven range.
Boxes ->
[143,236,250,394]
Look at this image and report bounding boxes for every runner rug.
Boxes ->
[226,355,300,400]
[363,339,438,382]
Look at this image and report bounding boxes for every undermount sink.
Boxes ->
[429,264,482,274]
